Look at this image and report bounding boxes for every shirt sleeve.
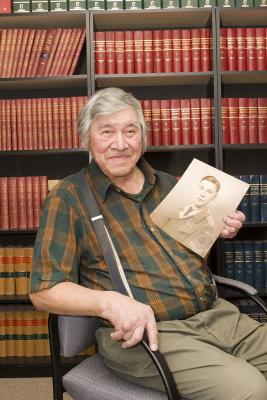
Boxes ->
[29,194,81,293]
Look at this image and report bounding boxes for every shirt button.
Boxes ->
[187,275,191,280]
[150,227,155,232]
[115,188,121,192]
[170,251,174,256]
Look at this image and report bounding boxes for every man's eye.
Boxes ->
[101,130,111,135]
[125,129,136,136]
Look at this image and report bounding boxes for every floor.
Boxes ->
[0,377,73,400]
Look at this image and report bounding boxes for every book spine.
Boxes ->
[125,31,134,74]
[246,27,256,71]
[160,99,171,145]
[105,31,115,74]
[236,27,246,71]
[238,97,249,144]
[228,97,239,144]
[114,31,125,74]
[243,240,255,287]
[172,29,182,72]
[0,178,9,230]
[32,176,41,229]
[224,240,235,279]
[25,176,34,230]
[64,97,73,148]
[227,28,237,71]
[254,241,264,289]
[250,174,261,222]
[0,250,5,295]
[36,29,56,77]
[258,98,267,143]
[8,177,18,230]
[153,30,163,73]
[248,98,259,144]
[43,28,62,76]
[238,175,251,222]
[255,27,266,71]
[191,29,201,72]
[234,240,245,283]
[151,99,162,146]
[133,30,144,73]
[17,177,27,230]
[15,99,23,150]
[221,97,229,144]
[14,308,24,357]
[200,98,212,144]
[20,29,36,78]
[180,99,192,144]
[220,28,228,71]
[162,29,172,73]
[46,98,54,149]
[0,0,12,12]
[14,247,28,295]
[71,96,79,148]
[260,175,267,222]
[170,99,182,145]
[143,30,153,73]
[200,28,211,72]
[181,29,191,72]
[4,248,15,295]
[191,98,201,144]
[142,100,153,146]
[58,97,66,148]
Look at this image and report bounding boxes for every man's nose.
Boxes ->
[111,132,128,150]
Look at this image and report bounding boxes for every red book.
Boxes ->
[200,28,211,72]
[64,97,73,148]
[21,98,28,150]
[0,1,11,13]
[58,28,80,76]
[8,177,18,230]
[68,29,86,75]
[143,30,153,73]
[220,28,228,71]
[142,100,153,146]
[71,96,79,148]
[191,29,201,72]
[25,177,34,229]
[180,99,192,144]
[10,29,23,78]
[181,29,191,72]
[46,98,54,149]
[200,98,212,144]
[52,97,60,149]
[228,98,239,144]
[43,28,62,76]
[246,27,256,71]
[151,100,162,146]
[153,30,163,73]
[36,29,57,77]
[125,31,134,74]
[41,98,49,149]
[238,98,249,144]
[58,97,66,148]
[94,31,106,74]
[226,28,237,71]
[39,176,48,210]
[170,99,182,145]
[52,28,72,77]
[32,177,41,229]
[6,29,18,78]
[162,30,172,73]
[160,99,171,145]
[105,31,115,74]
[236,28,247,71]
[31,99,38,150]
[133,30,144,73]
[258,98,267,143]
[191,98,201,144]
[221,98,229,144]
[0,177,9,230]
[172,29,182,72]
[248,98,259,144]
[10,99,18,151]
[6,100,12,151]
[1,29,12,78]
[255,28,266,71]
[29,29,47,77]
[17,177,27,230]
[36,98,44,150]
[15,99,23,150]
[114,31,125,74]
[1,100,7,150]
[25,29,41,77]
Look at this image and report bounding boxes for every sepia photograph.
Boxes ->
[150,159,250,258]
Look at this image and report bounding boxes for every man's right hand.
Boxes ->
[100,291,158,351]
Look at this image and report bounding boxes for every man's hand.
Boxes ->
[220,210,246,239]
[100,291,158,351]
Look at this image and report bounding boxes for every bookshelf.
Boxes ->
[0,6,266,377]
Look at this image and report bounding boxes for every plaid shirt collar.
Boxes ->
[87,157,158,204]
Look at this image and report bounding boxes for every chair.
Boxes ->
[48,275,267,400]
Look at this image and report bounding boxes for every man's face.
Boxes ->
[88,108,143,182]
[193,179,218,208]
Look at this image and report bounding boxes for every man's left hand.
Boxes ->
[220,210,246,239]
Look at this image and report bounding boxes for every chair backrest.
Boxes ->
[58,315,102,357]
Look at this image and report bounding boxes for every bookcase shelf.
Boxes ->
[221,71,267,85]
[218,7,267,27]
[0,75,88,91]
[147,144,215,152]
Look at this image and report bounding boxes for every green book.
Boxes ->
[162,0,179,7]
[180,0,198,7]
[199,0,216,6]
[69,0,87,8]
[87,0,106,8]
[12,0,31,12]
[217,0,235,6]
[235,0,253,5]
[143,0,161,8]
[106,0,124,8]
[50,0,68,10]
[31,0,49,11]
[254,0,267,5]
[124,0,142,8]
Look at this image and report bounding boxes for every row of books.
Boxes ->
[222,98,267,144]
[0,96,87,151]
[0,28,85,78]
[0,176,48,231]
[95,29,212,75]
[0,247,33,296]
[6,0,267,13]
[224,240,267,289]
[238,175,267,222]
[220,27,267,72]
[231,299,267,323]
[141,98,213,146]
[0,305,49,357]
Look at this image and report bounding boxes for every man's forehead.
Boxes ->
[94,108,139,126]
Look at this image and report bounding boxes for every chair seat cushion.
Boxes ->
[63,353,168,400]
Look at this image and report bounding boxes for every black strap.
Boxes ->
[75,169,128,296]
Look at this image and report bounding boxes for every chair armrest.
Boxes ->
[213,275,257,296]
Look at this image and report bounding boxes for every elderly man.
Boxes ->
[30,87,267,400]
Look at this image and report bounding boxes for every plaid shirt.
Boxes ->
[30,158,217,321]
